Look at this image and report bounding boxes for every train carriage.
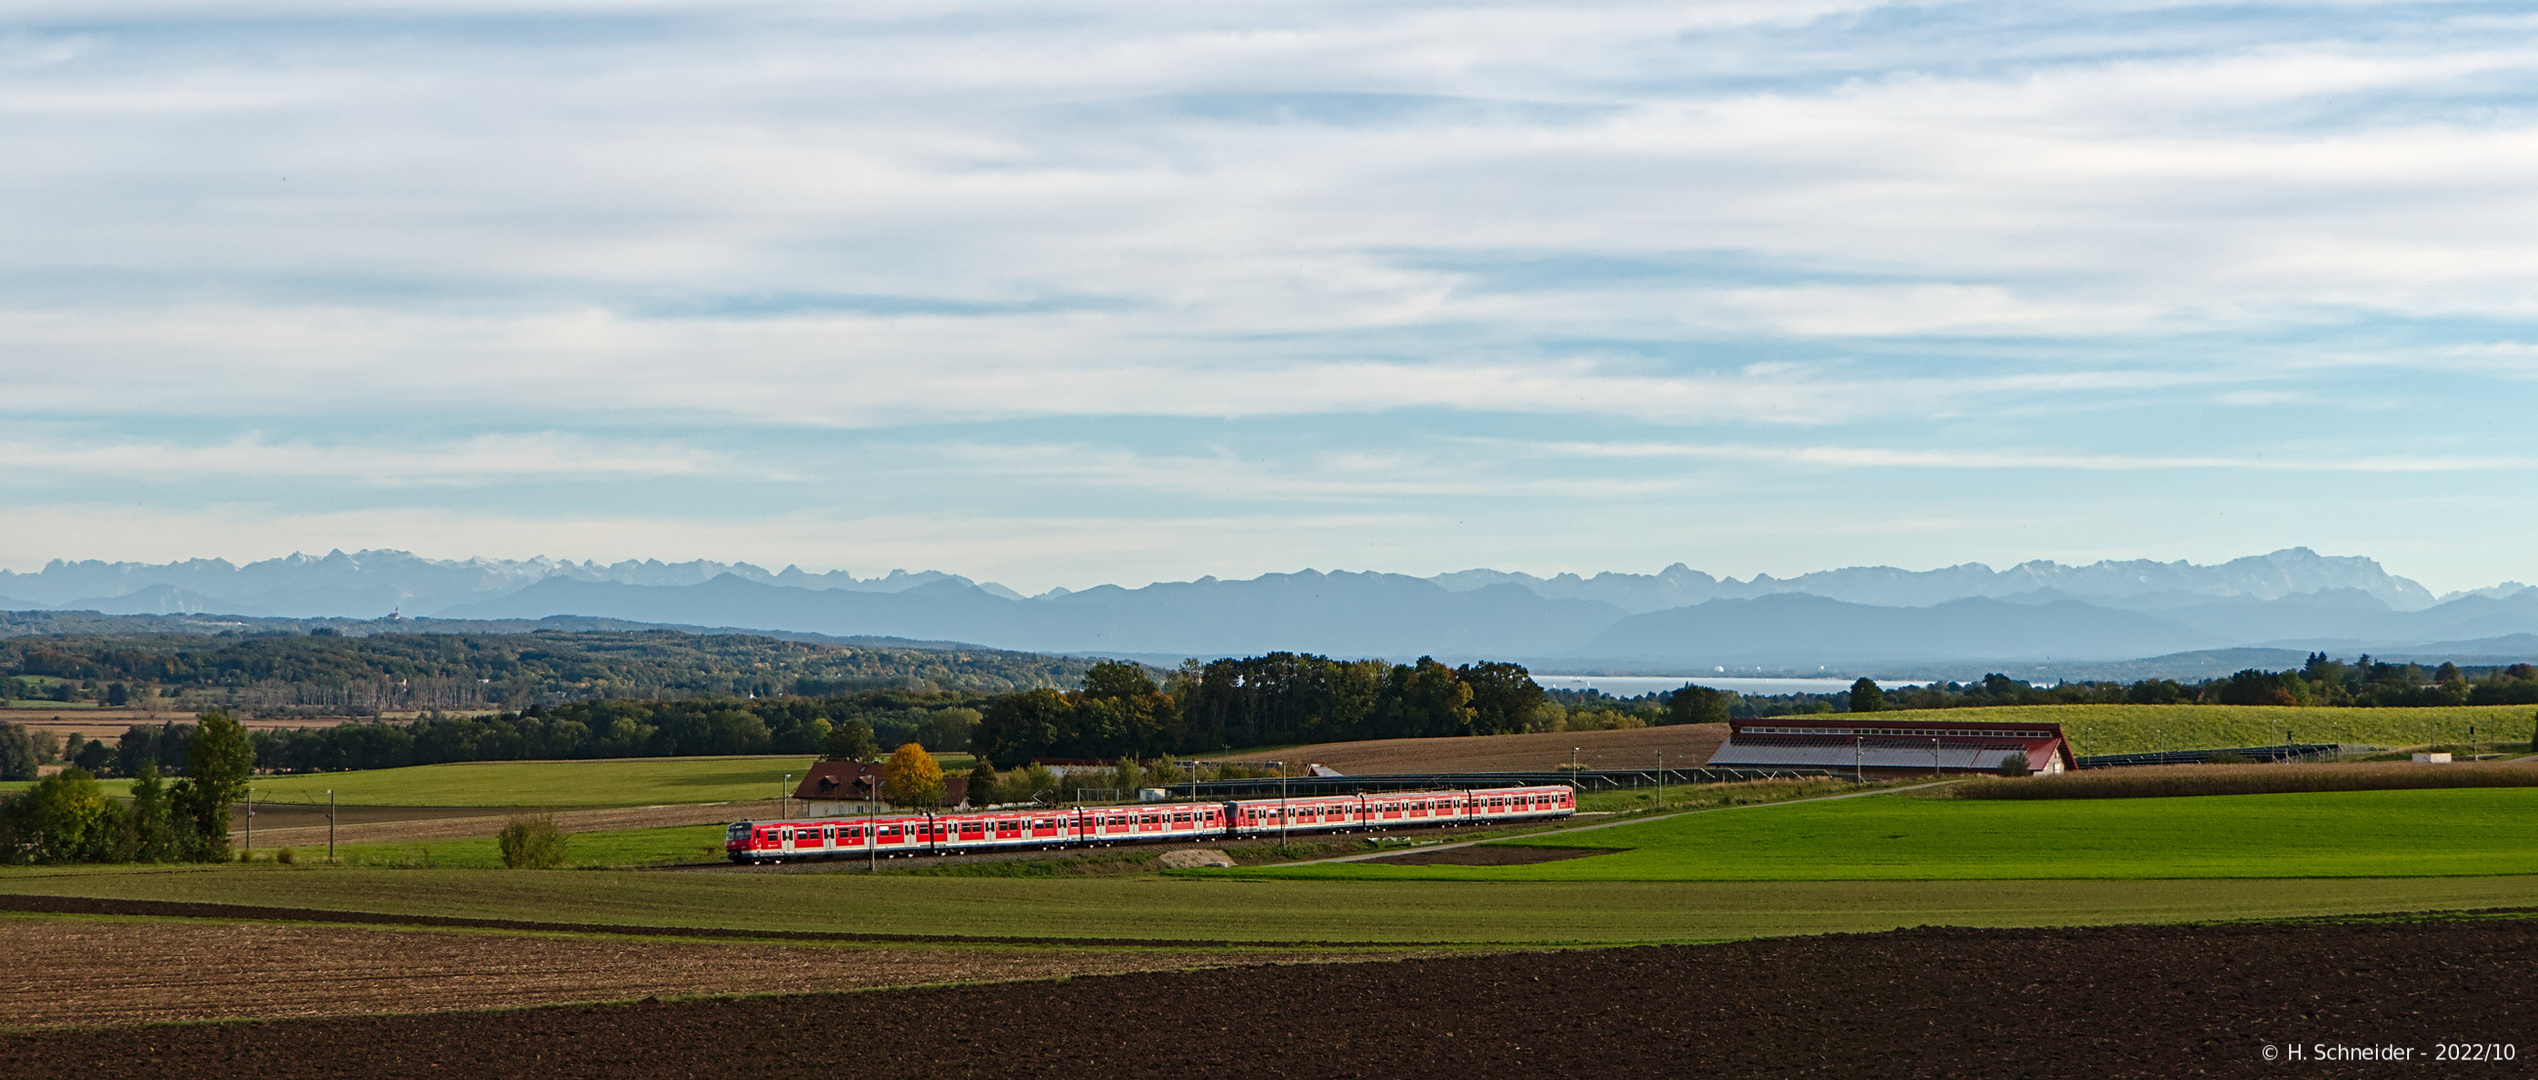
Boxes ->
[724,784,1574,863]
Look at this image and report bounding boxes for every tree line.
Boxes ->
[36,690,989,778]
[0,712,250,865]
[967,656,1551,765]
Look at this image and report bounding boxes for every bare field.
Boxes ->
[1220,724,1727,774]
[0,915,1419,1029]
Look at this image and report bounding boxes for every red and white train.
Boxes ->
[724,784,1576,863]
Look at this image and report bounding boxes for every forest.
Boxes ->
[0,628,1093,713]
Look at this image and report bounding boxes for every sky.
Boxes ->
[3,0,2535,594]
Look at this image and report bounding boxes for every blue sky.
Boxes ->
[3,0,2535,593]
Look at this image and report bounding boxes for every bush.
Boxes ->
[497,813,569,869]
[275,847,295,865]
[1995,752,2032,777]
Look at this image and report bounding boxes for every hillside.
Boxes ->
[0,629,1096,713]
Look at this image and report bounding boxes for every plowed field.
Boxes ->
[5,917,2528,1078]
[0,917,1410,1028]
[1246,723,1727,774]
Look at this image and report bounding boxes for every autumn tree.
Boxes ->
[881,742,945,807]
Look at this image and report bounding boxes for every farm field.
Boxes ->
[6,917,2532,1080]
[1266,787,2538,882]
[293,822,731,868]
[1883,702,2537,756]
[2,866,2531,945]
[5,755,821,807]
[0,915,1381,1029]
[1227,723,1728,773]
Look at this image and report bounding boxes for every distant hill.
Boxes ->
[440,571,1624,659]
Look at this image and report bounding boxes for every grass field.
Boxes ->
[1,865,2531,945]
[1881,702,2538,756]
[1251,787,2538,882]
[301,823,731,869]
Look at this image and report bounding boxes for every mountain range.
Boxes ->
[5,548,2534,675]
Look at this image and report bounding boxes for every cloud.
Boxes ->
[0,432,758,486]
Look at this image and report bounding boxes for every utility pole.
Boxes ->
[1855,736,1863,783]
[781,773,791,820]
[244,788,254,856]
[1654,752,1663,809]
[327,789,335,864]
[1266,761,1288,846]
[1931,739,1940,778]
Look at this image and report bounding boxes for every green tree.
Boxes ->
[125,762,179,863]
[0,721,39,782]
[822,719,878,762]
[0,768,129,864]
[964,757,999,807]
[1666,684,1731,726]
[881,742,945,807]
[170,709,253,862]
[1849,678,1886,714]
[1456,662,1545,736]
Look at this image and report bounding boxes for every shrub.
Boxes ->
[1995,752,2032,777]
[275,847,295,865]
[497,813,569,869]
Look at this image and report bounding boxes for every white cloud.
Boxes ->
[0,432,757,486]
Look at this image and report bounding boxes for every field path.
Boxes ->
[1294,779,1957,866]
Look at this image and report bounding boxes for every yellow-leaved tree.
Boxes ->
[881,742,945,807]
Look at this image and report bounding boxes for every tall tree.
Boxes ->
[170,710,252,862]
[1849,678,1886,714]
[1666,684,1731,726]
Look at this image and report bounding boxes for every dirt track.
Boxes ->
[1239,723,1728,774]
[6,917,2530,1078]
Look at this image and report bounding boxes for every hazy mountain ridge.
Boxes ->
[4,548,2531,671]
[0,549,1007,617]
[1431,548,2437,613]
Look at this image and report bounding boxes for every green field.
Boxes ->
[308,823,731,869]
[0,865,2530,945]
[1864,703,2537,755]
[1250,787,2538,882]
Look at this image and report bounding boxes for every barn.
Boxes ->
[1705,716,2072,779]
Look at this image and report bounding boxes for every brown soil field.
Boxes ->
[5,917,2530,1078]
[0,917,1399,1029]
[2,709,361,740]
[1223,723,1727,774]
